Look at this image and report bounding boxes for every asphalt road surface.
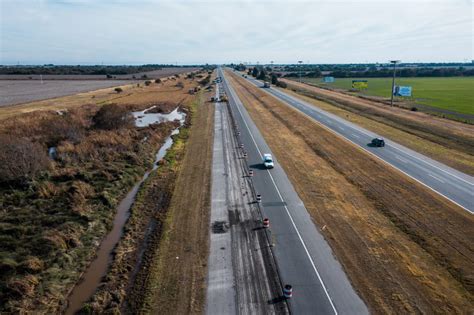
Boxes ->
[219,68,368,314]
[241,73,474,214]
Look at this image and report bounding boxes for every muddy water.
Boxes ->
[65,111,184,315]
[133,106,184,127]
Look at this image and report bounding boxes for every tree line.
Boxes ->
[0,64,181,75]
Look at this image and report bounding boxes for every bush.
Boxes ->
[199,75,211,86]
[154,78,161,83]
[411,106,418,111]
[92,104,134,130]
[0,135,50,185]
[175,81,184,89]
[114,87,123,93]
[276,80,287,88]
[144,80,152,86]
[40,115,84,146]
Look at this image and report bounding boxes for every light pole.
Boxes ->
[390,60,400,106]
[298,60,303,82]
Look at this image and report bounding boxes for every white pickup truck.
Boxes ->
[263,153,274,169]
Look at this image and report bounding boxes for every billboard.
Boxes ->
[323,76,335,83]
[394,86,412,97]
[352,80,368,89]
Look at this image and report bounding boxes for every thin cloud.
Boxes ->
[0,0,472,64]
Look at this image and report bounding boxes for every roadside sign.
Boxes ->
[323,76,335,83]
[352,80,368,89]
[394,86,412,97]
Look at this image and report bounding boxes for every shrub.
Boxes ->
[199,75,211,86]
[114,87,123,93]
[411,106,418,111]
[175,81,184,89]
[92,104,134,130]
[276,80,287,88]
[144,80,152,86]
[40,115,84,146]
[0,135,50,185]
[154,78,161,83]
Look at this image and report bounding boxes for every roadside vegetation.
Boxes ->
[0,65,182,75]
[227,70,474,314]
[0,75,202,313]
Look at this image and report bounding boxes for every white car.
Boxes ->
[263,153,274,169]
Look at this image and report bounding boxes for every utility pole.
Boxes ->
[298,60,303,82]
[390,60,400,106]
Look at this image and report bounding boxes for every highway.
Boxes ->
[218,68,369,314]
[206,84,287,314]
[241,73,474,213]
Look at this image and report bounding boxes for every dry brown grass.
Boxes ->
[227,71,474,314]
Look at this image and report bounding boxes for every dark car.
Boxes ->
[371,137,385,147]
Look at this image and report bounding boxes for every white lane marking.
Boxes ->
[338,126,345,131]
[395,155,409,163]
[222,70,339,315]
[351,133,360,139]
[257,79,474,187]
[428,172,445,183]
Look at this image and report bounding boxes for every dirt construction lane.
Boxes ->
[206,87,288,314]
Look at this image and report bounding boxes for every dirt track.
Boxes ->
[229,71,474,313]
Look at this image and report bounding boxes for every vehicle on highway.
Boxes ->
[371,137,385,147]
[263,153,274,168]
[263,81,270,88]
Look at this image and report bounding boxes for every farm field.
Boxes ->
[0,68,200,107]
[0,80,134,107]
[0,67,200,80]
[299,77,474,115]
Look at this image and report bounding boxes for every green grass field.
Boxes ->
[301,77,474,115]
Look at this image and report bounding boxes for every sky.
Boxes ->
[0,0,472,65]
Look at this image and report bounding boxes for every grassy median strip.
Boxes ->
[227,70,474,314]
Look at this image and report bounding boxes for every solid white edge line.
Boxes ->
[222,69,339,315]
[244,75,473,214]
